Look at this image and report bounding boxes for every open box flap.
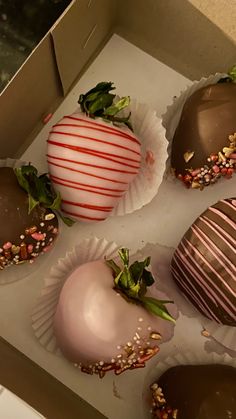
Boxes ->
[0,34,62,158]
[51,0,116,95]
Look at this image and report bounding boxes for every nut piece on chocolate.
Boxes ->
[0,167,58,269]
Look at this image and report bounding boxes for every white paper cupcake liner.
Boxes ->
[32,237,178,358]
[141,243,236,353]
[0,158,58,285]
[142,348,236,418]
[111,100,168,216]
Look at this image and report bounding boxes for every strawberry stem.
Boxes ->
[78,82,133,131]
[106,248,175,323]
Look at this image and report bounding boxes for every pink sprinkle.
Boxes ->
[43,113,53,124]
[145,150,155,165]
[31,233,45,241]
[52,228,58,235]
[3,242,12,250]
[28,244,33,253]
[191,168,201,177]
[43,245,51,253]
[213,165,220,173]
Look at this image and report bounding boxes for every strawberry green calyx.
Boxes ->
[218,64,236,84]
[106,248,175,323]
[228,64,236,82]
[78,81,133,131]
[15,164,74,226]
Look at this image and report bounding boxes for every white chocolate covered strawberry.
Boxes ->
[53,249,176,377]
[47,82,141,222]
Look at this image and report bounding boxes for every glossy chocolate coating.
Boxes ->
[171,83,236,173]
[0,167,58,268]
[171,198,236,326]
[155,364,236,419]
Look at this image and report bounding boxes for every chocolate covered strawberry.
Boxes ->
[0,164,65,270]
[53,249,176,377]
[47,82,141,222]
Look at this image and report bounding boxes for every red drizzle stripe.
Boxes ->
[64,115,140,145]
[46,152,139,172]
[47,139,140,165]
[47,159,128,184]
[62,208,106,221]
[50,129,140,156]
[51,176,123,198]
[55,122,140,147]
[50,173,125,192]
[62,199,113,212]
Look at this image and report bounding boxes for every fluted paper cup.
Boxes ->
[32,237,178,359]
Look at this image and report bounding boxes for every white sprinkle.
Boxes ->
[111,358,115,363]
[0,248,3,253]
[99,361,104,366]
[147,326,152,331]
[133,336,137,341]
[20,235,25,240]
[40,222,45,227]
[127,342,132,347]
[136,340,140,344]
[74,363,78,367]
[49,238,53,242]
[137,327,142,331]
[138,317,143,322]
[117,345,121,350]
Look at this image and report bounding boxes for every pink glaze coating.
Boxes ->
[47,113,141,222]
[54,260,175,371]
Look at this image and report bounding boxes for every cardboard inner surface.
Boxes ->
[116,0,236,80]
[51,0,116,94]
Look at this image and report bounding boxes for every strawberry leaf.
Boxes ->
[141,296,175,323]
[105,248,175,323]
[78,81,133,130]
[228,64,236,82]
[14,164,74,226]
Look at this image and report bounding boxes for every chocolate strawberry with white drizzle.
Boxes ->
[47,82,141,222]
[53,249,176,377]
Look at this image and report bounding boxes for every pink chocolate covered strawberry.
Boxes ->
[47,82,141,222]
[53,249,176,377]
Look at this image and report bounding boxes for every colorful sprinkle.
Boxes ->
[31,232,45,241]
[3,242,12,250]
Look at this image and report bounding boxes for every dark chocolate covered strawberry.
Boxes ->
[150,364,236,419]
